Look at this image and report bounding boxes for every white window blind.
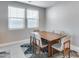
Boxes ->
[27,9,39,28]
[8,6,25,30]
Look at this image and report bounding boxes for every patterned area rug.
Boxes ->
[0,51,10,58]
[21,43,79,58]
[21,43,33,54]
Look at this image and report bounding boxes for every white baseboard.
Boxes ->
[71,44,79,53]
[0,39,29,47]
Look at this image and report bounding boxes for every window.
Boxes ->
[8,6,25,30]
[27,9,39,28]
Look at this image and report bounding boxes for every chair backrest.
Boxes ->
[30,32,36,41]
[33,32,43,47]
[61,36,70,50]
[60,31,67,36]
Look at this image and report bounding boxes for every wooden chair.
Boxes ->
[51,36,70,58]
[33,32,48,55]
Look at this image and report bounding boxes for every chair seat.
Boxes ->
[40,45,47,48]
[32,41,47,48]
[52,43,63,51]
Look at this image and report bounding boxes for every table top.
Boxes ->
[38,31,63,41]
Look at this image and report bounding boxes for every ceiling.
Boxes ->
[18,1,57,8]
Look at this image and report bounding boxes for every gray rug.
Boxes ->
[0,51,10,58]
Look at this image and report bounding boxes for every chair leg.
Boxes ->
[36,47,40,55]
[63,51,65,58]
[39,47,41,55]
[63,50,70,58]
[52,48,54,57]
[33,45,34,54]
[32,44,35,54]
[69,50,70,58]
[30,36,31,45]
[34,47,36,55]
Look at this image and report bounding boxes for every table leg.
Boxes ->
[48,42,52,57]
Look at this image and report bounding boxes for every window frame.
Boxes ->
[26,9,39,29]
[8,6,40,30]
[8,6,25,30]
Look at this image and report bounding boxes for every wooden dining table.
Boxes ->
[38,31,64,57]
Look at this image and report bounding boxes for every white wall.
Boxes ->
[0,1,46,44]
[46,1,79,46]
